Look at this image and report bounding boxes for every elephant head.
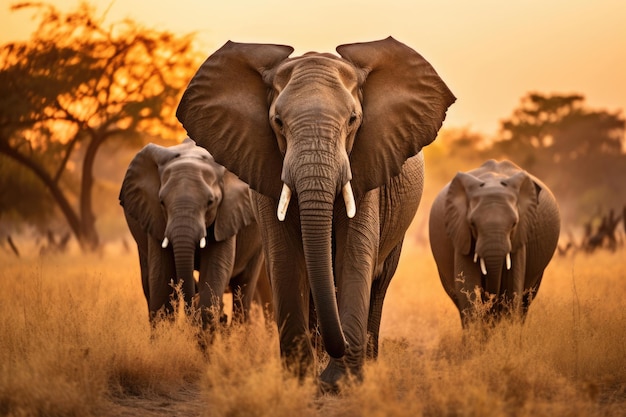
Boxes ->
[444,160,541,297]
[119,139,255,308]
[176,37,455,358]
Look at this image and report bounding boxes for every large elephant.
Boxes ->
[176,37,455,389]
[429,160,560,327]
[119,139,265,328]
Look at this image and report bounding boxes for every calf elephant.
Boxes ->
[119,139,265,328]
[176,37,455,390]
[429,160,560,327]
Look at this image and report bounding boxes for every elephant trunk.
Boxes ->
[482,256,504,297]
[476,229,511,299]
[297,181,348,359]
[170,223,200,309]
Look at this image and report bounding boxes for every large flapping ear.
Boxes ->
[176,41,294,199]
[505,171,540,250]
[214,170,256,242]
[444,172,484,255]
[337,36,456,195]
[119,144,177,240]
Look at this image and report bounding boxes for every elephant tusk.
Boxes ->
[200,237,206,249]
[277,183,292,222]
[506,253,511,270]
[342,181,356,218]
[480,258,487,275]
[161,237,169,249]
[473,253,478,263]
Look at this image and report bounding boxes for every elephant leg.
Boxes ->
[520,271,544,320]
[147,238,176,321]
[198,237,236,330]
[137,245,150,315]
[367,240,404,359]
[125,214,151,317]
[252,192,313,378]
[453,252,482,328]
[253,263,273,322]
[230,249,263,323]
[271,241,311,377]
[320,192,379,390]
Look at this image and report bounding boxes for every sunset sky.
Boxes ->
[1,0,625,136]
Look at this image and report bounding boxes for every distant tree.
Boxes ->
[0,2,199,251]
[490,93,626,224]
[493,93,624,166]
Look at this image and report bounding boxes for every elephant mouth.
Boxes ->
[473,252,512,275]
[277,181,356,221]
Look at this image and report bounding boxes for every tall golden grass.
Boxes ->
[1,243,624,416]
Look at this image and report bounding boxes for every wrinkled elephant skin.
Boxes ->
[429,159,560,327]
[119,139,265,329]
[176,37,455,390]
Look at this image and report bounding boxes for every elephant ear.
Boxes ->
[119,144,177,240]
[505,171,540,250]
[444,172,484,255]
[176,41,294,199]
[214,170,256,242]
[337,36,456,196]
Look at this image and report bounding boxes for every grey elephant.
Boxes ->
[176,37,455,389]
[119,139,264,328]
[429,159,560,327]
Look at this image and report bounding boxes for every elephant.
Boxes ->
[119,138,265,329]
[429,159,560,327]
[176,36,455,390]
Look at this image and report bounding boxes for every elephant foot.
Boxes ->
[318,357,363,394]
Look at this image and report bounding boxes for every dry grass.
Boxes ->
[1,243,625,417]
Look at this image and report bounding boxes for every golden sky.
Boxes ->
[2,0,625,136]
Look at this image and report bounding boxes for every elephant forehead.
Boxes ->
[474,171,511,182]
[163,158,218,181]
[471,185,517,205]
[274,54,359,89]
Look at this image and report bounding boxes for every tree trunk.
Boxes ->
[0,142,86,247]
[79,133,105,251]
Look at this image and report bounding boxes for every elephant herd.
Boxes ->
[119,37,560,392]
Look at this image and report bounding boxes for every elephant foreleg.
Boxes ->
[228,223,264,323]
[367,240,403,359]
[229,249,263,323]
[321,192,379,389]
[147,238,176,321]
[198,237,236,330]
[251,192,314,378]
[453,252,482,328]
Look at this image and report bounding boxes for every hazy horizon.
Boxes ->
[1,0,625,136]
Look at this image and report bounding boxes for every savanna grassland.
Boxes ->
[1,240,625,417]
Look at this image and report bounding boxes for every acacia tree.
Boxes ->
[0,2,199,251]
[491,93,626,223]
[493,94,624,165]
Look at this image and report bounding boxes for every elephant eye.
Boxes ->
[273,114,283,129]
[348,112,358,126]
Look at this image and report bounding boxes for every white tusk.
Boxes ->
[480,258,487,275]
[342,181,356,218]
[200,237,206,249]
[506,253,511,270]
[277,183,292,222]
[473,253,478,263]
[161,237,169,249]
